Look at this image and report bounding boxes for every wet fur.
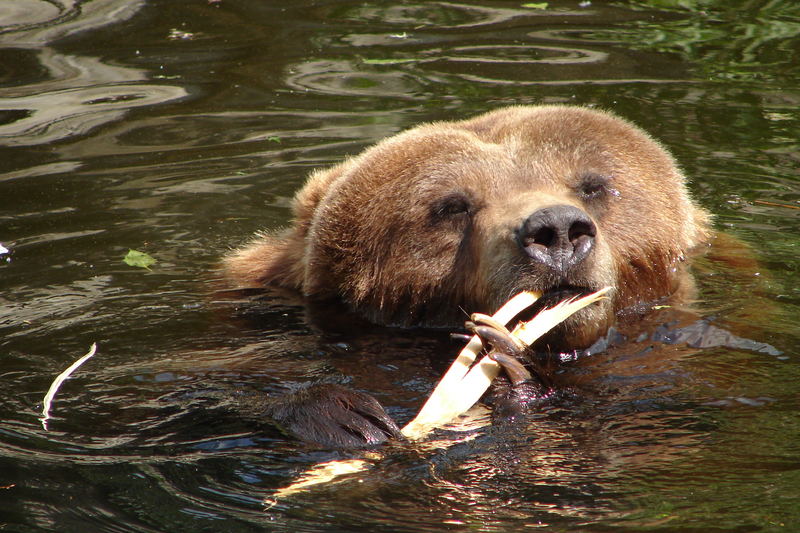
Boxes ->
[224,105,710,349]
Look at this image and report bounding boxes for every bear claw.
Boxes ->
[466,321,533,386]
[487,351,533,386]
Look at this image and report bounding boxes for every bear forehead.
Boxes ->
[337,118,644,199]
[361,106,661,176]
[310,106,683,231]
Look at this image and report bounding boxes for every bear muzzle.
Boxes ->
[516,204,597,275]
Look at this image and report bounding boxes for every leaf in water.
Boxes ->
[362,58,417,65]
[522,2,549,8]
[267,136,281,143]
[124,249,157,270]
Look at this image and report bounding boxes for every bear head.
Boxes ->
[224,106,711,349]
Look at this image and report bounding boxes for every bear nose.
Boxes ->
[516,205,596,273]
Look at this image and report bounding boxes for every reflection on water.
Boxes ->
[0,0,185,146]
[1,0,799,531]
[286,59,427,98]
[0,82,187,146]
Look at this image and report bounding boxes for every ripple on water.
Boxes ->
[0,0,186,147]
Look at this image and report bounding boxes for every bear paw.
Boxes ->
[262,383,404,448]
[466,316,552,420]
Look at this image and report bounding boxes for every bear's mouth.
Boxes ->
[540,284,594,305]
[514,284,598,322]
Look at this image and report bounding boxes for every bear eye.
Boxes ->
[431,193,472,222]
[577,173,615,201]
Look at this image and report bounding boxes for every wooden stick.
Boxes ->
[401,291,540,438]
[40,343,97,431]
[401,287,610,439]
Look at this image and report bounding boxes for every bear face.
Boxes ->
[224,105,711,349]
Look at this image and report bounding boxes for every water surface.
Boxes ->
[1,1,799,531]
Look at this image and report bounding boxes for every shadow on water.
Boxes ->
[1,0,799,531]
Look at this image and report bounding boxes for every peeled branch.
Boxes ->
[401,287,611,439]
[40,343,97,431]
[400,291,539,439]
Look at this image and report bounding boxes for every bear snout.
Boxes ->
[516,205,597,274]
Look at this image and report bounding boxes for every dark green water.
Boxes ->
[1,1,799,531]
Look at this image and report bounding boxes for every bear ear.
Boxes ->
[222,230,307,289]
[222,163,349,290]
[687,204,713,250]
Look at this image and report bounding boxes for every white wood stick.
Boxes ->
[402,287,611,439]
[40,343,97,431]
[401,291,540,438]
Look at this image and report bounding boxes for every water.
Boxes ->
[1,0,799,531]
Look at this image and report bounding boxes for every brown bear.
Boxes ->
[224,105,712,447]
